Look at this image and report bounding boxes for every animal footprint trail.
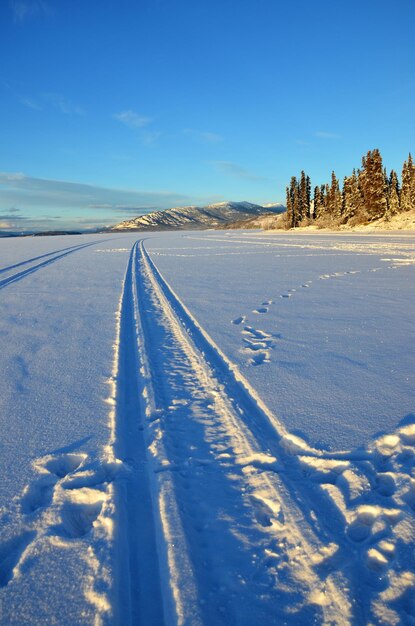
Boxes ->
[232,260,385,369]
[242,325,275,366]
[0,531,36,588]
[295,419,415,612]
[0,451,120,590]
[58,489,106,539]
[20,453,87,515]
[253,300,272,314]
[231,315,245,325]
[319,270,361,281]
[232,292,280,365]
[20,476,56,514]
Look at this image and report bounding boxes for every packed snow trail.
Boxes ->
[116,240,352,625]
[0,240,101,289]
[0,241,100,275]
[112,244,165,626]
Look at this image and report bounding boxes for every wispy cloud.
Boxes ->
[184,129,223,144]
[9,0,51,22]
[212,161,267,182]
[315,131,342,140]
[114,110,152,129]
[42,92,84,115]
[19,96,42,110]
[0,213,28,221]
[295,139,310,147]
[0,172,209,216]
[141,130,162,145]
[18,92,84,115]
[0,207,51,232]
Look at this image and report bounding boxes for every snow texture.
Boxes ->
[0,230,414,625]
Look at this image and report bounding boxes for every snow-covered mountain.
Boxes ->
[109,201,283,231]
[261,202,286,212]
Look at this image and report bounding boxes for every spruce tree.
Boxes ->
[288,176,300,227]
[286,186,293,226]
[401,153,415,211]
[386,170,400,217]
[321,184,327,215]
[306,175,311,218]
[292,179,300,227]
[360,149,387,221]
[326,171,342,217]
[299,171,307,223]
[351,169,364,220]
[342,175,353,222]
[410,154,415,209]
[313,185,322,219]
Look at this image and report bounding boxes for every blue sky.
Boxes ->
[0,0,414,231]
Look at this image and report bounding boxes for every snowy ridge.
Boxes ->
[110,201,280,232]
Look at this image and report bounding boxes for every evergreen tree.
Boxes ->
[326,171,342,217]
[313,185,322,219]
[306,175,312,218]
[360,149,387,220]
[287,176,300,228]
[386,170,400,217]
[285,185,293,226]
[292,179,300,227]
[351,169,364,220]
[299,171,311,222]
[401,153,415,211]
[284,147,413,228]
[342,175,353,221]
[321,184,327,215]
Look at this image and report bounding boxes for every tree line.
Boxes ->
[285,149,415,228]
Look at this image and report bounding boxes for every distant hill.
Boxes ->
[217,205,286,230]
[108,201,284,232]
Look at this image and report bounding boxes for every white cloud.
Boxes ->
[315,131,342,140]
[141,130,162,145]
[17,93,84,115]
[19,96,42,110]
[42,92,84,115]
[10,0,50,21]
[0,173,222,231]
[114,110,152,129]
[184,128,223,144]
[212,161,267,182]
[0,172,25,181]
[0,172,208,214]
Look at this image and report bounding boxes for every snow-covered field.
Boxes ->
[0,230,414,625]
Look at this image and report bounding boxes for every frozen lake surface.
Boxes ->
[0,230,414,625]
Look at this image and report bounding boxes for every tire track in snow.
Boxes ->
[133,240,352,625]
[0,240,101,290]
[0,241,101,275]
[111,242,165,626]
